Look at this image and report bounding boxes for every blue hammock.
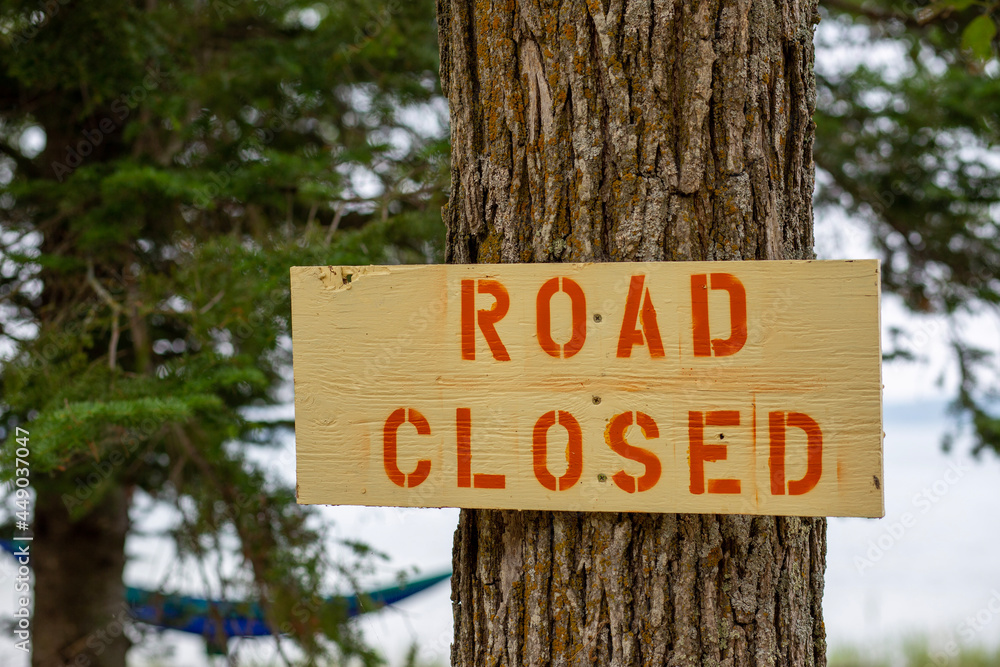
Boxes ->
[122,570,452,639]
[2,539,449,641]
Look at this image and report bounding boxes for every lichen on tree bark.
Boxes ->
[439,0,826,664]
[439,0,818,267]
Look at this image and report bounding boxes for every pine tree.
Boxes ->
[0,1,447,664]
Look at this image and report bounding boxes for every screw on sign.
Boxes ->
[290,261,884,518]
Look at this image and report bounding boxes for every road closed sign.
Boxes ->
[291,261,883,518]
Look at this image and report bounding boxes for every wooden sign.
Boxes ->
[291,261,883,518]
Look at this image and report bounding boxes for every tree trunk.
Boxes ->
[32,485,131,667]
[437,0,826,664]
[24,119,135,667]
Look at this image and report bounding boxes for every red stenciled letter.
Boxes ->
[688,410,741,494]
[383,408,432,488]
[536,277,587,358]
[690,273,748,357]
[605,411,662,493]
[461,279,511,361]
[769,411,823,496]
[616,275,665,358]
[456,408,506,489]
[532,410,583,491]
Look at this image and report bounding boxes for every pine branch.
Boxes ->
[86,260,123,371]
[822,0,924,29]
[171,424,294,664]
[324,202,345,246]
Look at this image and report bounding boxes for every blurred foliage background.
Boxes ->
[0,0,996,664]
[1,0,446,663]
[818,0,999,455]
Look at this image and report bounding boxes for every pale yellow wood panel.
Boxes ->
[291,260,884,517]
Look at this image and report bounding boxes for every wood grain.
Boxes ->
[291,260,883,517]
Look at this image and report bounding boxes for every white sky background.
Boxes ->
[3,16,1000,667]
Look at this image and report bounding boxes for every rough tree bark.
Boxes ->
[437,0,826,664]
